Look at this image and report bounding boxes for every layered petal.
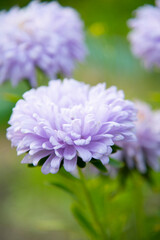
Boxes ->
[0,1,86,86]
[7,79,136,174]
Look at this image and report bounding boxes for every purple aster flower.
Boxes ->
[128,1,160,68]
[7,79,136,174]
[0,1,86,87]
[112,101,160,173]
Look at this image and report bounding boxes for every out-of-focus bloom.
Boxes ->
[128,0,160,68]
[113,101,160,173]
[7,79,136,174]
[0,1,86,87]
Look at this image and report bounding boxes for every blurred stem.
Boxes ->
[131,173,144,239]
[24,79,33,90]
[36,68,49,87]
[78,167,107,240]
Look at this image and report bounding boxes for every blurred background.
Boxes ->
[0,0,160,240]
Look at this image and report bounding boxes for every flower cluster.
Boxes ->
[128,0,160,68]
[113,101,160,173]
[0,1,86,87]
[7,79,136,174]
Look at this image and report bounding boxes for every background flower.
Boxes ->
[0,1,86,86]
[113,101,160,173]
[128,0,160,68]
[7,79,136,174]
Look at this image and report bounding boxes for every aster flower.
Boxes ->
[113,101,160,173]
[7,79,136,174]
[0,1,86,87]
[128,0,160,68]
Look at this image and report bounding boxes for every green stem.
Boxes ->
[36,68,49,87]
[78,167,107,240]
[132,173,144,239]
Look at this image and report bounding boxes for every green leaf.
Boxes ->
[71,203,98,239]
[111,145,122,154]
[27,156,48,167]
[3,92,21,103]
[27,164,35,168]
[59,167,79,182]
[77,157,86,168]
[49,181,77,199]
[37,156,48,166]
[109,158,124,168]
[36,68,49,87]
[90,159,108,172]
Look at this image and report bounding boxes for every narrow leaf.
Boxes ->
[3,93,21,103]
[109,158,124,168]
[28,164,35,168]
[71,204,98,239]
[59,167,79,181]
[38,156,48,166]
[49,181,77,199]
[77,157,86,168]
[90,159,108,172]
[111,145,122,154]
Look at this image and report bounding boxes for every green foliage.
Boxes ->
[71,203,98,240]
[49,181,77,199]
[0,144,160,240]
[109,158,124,168]
[77,157,87,168]
[36,68,49,87]
[90,159,108,173]
[111,145,122,154]
[59,167,79,182]
[3,92,22,103]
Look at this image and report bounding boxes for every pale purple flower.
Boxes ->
[113,101,160,173]
[7,79,136,174]
[0,1,86,87]
[128,1,160,68]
